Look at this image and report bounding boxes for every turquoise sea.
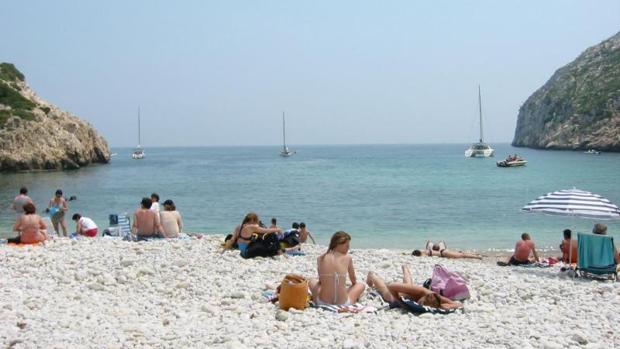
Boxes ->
[1,144,619,251]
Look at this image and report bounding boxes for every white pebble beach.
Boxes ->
[1,235,619,348]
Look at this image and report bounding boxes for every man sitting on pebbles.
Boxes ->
[497,233,539,266]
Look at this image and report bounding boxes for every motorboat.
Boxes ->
[584,149,601,155]
[465,86,494,158]
[497,156,527,167]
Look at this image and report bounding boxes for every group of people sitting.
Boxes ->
[223,212,315,258]
[498,224,619,266]
[8,187,184,243]
[131,193,184,240]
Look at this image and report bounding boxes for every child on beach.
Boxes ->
[559,229,577,264]
[412,240,482,260]
[298,222,316,244]
[366,265,462,310]
[9,203,48,244]
[150,193,160,212]
[72,213,98,237]
[309,231,366,306]
[47,189,68,237]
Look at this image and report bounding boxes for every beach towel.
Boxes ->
[390,299,455,315]
[311,302,377,313]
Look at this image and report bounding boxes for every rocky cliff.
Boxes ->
[0,63,110,171]
[512,32,620,151]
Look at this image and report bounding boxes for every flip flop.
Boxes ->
[496,261,509,267]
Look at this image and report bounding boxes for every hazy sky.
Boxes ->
[1,1,618,147]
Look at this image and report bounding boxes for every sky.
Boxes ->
[1,1,618,147]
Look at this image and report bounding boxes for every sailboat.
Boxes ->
[280,112,295,157]
[131,107,145,160]
[464,86,494,158]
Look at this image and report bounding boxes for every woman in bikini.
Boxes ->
[412,240,483,260]
[366,264,462,310]
[224,212,281,257]
[309,231,366,306]
[9,203,48,244]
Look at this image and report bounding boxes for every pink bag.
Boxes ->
[429,264,470,301]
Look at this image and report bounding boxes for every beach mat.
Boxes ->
[311,302,377,313]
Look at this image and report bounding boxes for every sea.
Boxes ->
[1,144,619,251]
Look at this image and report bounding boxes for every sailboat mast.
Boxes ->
[478,85,483,143]
[282,111,287,150]
[138,106,142,147]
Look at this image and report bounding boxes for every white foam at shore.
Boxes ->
[1,235,619,348]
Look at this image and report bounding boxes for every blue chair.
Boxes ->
[103,214,132,239]
[576,233,618,281]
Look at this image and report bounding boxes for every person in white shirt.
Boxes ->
[150,193,160,212]
[72,213,98,237]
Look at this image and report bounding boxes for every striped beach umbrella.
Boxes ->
[522,188,620,219]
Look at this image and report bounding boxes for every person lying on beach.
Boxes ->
[72,213,98,237]
[9,203,48,244]
[309,231,366,306]
[498,232,539,266]
[366,265,462,310]
[559,229,577,264]
[132,197,165,240]
[411,240,482,260]
[159,199,183,238]
[224,212,281,257]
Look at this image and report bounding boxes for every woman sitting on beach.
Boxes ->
[224,212,281,257]
[159,199,183,238]
[9,203,48,244]
[412,240,483,260]
[309,231,366,306]
[366,265,462,310]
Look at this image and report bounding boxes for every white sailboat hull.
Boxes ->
[464,144,494,158]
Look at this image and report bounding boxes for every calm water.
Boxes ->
[1,144,619,250]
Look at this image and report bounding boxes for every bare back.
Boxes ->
[317,252,351,305]
[134,209,160,235]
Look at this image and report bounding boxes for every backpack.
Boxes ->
[426,264,470,301]
[244,232,281,258]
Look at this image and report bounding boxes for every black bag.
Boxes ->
[244,232,281,258]
[282,231,301,247]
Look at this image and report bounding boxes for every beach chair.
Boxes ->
[103,214,132,239]
[575,233,617,281]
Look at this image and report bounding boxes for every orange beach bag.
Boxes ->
[279,274,309,310]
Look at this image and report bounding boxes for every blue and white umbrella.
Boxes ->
[522,188,620,220]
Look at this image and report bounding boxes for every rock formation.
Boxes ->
[512,32,620,151]
[0,63,110,171]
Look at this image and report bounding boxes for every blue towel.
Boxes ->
[577,233,616,274]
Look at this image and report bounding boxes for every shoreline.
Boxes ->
[2,234,618,348]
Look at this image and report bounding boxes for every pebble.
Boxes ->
[1,236,618,348]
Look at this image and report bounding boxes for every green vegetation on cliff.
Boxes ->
[512,32,620,151]
[0,63,36,128]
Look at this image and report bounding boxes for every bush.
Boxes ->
[0,63,25,82]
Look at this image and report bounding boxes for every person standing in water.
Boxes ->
[48,189,69,237]
[11,187,33,219]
